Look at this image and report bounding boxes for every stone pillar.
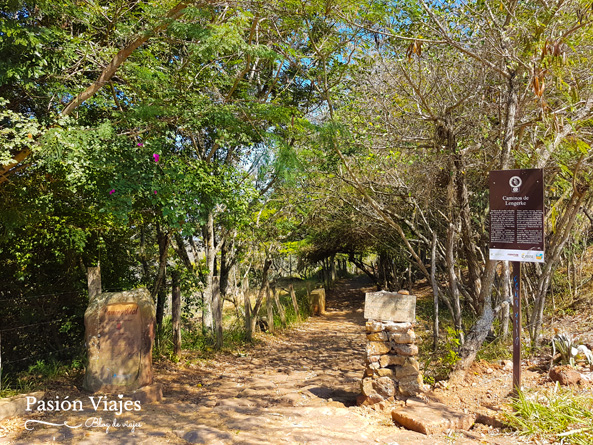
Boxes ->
[358,290,423,406]
[310,288,326,315]
[83,288,155,393]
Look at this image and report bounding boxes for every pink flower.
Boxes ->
[154,190,158,194]
[153,153,160,163]
[109,189,115,195]
[137,142,143,147]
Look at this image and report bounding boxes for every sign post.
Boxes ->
[489,169,544,393]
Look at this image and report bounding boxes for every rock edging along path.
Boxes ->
[3,277,485,444]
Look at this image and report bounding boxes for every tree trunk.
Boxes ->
[266,284,275,332]
[529,187,587,345]
[156,286,167,349]
[449,297,496,385]
[289,284,300,321]
[202,211,215,332]
[151,225,170,300]
[243,288,252,342]
[246,259,271,341]
[172,270,181,360]
[212,276,223,349]
[430,232,439,350]
[449,259,498,382]
[330,254,337,282]
[272,285,287,327]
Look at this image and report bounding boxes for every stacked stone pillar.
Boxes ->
[359,290,423,406]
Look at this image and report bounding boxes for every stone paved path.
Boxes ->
[1,277,503,444]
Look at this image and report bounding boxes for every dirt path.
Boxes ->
[2,277,505,444]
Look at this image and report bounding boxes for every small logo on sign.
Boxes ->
[536,253,543,260]
[509,176,522,193]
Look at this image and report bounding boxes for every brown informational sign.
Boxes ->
[489,169,544,263]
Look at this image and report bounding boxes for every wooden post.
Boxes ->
[172,270,181,360]
[87,265,101,301]
[512,261,521,393]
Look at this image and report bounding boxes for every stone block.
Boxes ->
[377,368,395,379]
[392,344,418,357]
[374,376,396,398]
[364,291,416,322]
[392,399,475,435]
[367,331,388,341]
[389,330,416,344]
[310,288,326,315]
[365,355,380,365]
[83,288,155,392]
[384,321,413,332]
[395,363,420,379]
[398,374,423,397]
[379,355,406,368]
[367,341,391,356]
[368,362,380,370]
[365,320,384,333]
[361,378,374,396]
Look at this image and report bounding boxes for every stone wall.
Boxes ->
[358,319,423,406]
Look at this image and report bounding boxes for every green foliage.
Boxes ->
[506,387,593,445]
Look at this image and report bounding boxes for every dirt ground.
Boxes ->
[2,276,587,445]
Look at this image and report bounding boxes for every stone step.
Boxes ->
[391,398,475,435]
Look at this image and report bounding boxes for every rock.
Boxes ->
[374,376,396,398]
[368,362,380,370]
[379,355,406,368]
[549,366,582,386]
[434,380,448,389]
[366,321,384,333]
[367,341,391,356]
[398,374,423,397]
[395,363,420,379]
[0,391,45,421]
[377,368,395,379]
[83,288,155,392]
[392,344,419,357]
[130,383,163,404]
[367,331,389,341]
[501,360,513,371]
[389,330,416,344]
[361,393,384,406]
[366,354,380,364]
[383,322,413,333]
[361,378,375,396]
[474,408,506,429]
[392,399,475,435]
